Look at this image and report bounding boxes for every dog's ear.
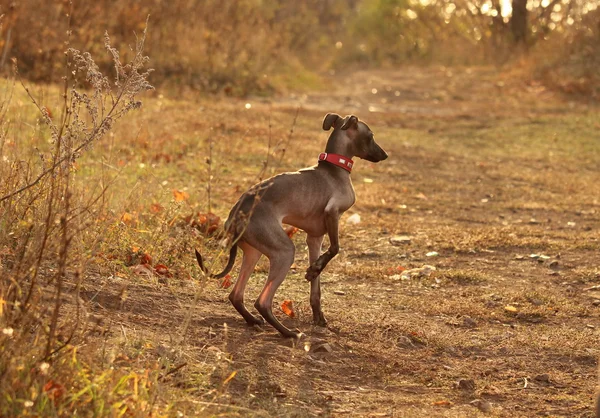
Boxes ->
[323,113,341,131]
[341,115,358,131]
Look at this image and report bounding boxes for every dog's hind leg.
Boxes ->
[254,245,298,338]
[229,242,264,326]
[245,216,300,338]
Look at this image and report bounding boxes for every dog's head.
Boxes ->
[323,113,388,163]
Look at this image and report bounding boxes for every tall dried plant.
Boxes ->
[0,14,153,416]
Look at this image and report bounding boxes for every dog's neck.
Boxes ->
[324,130,354,160]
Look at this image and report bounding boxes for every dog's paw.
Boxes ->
[314,318,327,328]
[245,315,265,326]
[313,311,327,327]
[280,328,304,339]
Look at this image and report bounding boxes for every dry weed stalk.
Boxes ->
[206,135,214,213]
[0,14,153,415]
[0,21,153,204]
[275,107,300,169]
[596,362,600,418]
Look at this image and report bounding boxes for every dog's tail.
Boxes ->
[195,245,238,279]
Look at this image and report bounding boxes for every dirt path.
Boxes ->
[83,66,599,417]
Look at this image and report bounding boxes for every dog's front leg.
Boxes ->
[306,234,326,326]
[306,208,340,282]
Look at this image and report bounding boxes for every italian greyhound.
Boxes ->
[195,113,388,338]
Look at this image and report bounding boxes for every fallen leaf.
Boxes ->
[220,274,232,289]
[140,253,152,265]
[155,264,172,277]
[132,264,154,277]
[504,305,518,313]
[387,266,406,275]
[433,399,453,407]
[122,212,135,225]
[281,300,295,318]
[43,380,65,401]
[150,203,164,213]
[190,212,221,235]
[173,189,190,202]
[285,226,299,238]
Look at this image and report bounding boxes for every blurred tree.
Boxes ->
[510,0,528,44]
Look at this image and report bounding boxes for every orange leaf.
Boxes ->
[122,212,135,225]
[193,212,221,235]
[285,226,299,238]
[150,203,164,214]
[154,264,172,277]
[140,253,152,265]
[43,380,65,401]
[387,265,406,275]
[281,300,295,318]
[433,400,453,407]
[173,189,190,202]
[220,274,232,289]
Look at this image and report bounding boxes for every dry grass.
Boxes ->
[1,65,600,416]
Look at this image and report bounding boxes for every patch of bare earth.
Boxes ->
[79,67,599,416]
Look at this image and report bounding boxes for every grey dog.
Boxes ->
[196,113,388,338]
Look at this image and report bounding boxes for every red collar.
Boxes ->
[318,153,353,173]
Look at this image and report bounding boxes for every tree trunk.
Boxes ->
[510,0,528,45]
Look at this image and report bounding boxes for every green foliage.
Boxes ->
[347,0,419,63]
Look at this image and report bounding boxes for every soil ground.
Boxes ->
[75,66,599,417]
